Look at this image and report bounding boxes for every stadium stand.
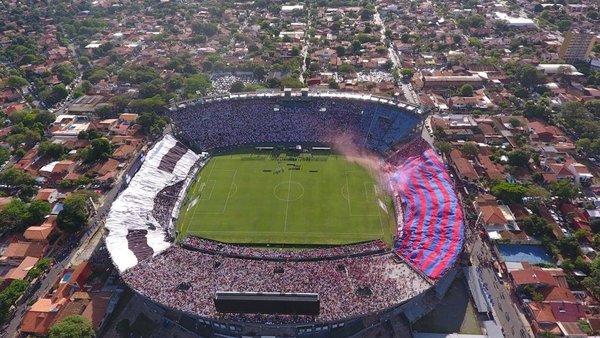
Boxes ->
[181,237,388,261]
[388,147,465,279]
[122,247,431,324]
[106,94,464,331]
[168,97,420,154]
[105,135,199,271]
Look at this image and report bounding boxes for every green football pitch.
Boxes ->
[177,149,396,245]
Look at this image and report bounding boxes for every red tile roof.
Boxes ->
[550,303,586,322]
[511,268,558,288]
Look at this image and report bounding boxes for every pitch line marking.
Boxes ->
[220,169,238,214]
[186,230,382,236]
[283,169,293,232]
[273,181,304,202]
[184,157,218,235]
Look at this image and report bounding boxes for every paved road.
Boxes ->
[4,154,135,337]
[469,235,533,338]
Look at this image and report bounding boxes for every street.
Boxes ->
[4,157,131,337]
[468,233,533,338]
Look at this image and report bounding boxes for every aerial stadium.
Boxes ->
[104,89,465,337]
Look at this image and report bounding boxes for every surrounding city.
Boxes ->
[0,0,599,337]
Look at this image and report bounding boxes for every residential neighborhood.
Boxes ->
[0,0,599,337]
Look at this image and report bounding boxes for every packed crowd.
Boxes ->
[169,98,418,153]
[181,237,389,261]
[152,181,185,228]
[123,247,430,323]
[356,70,395,83]
[208,75,260,96]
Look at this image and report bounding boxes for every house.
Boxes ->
[449,149,479,182]
[480,205,518,231]
[1,242,47,261]
[511,267,559,289]
[566,162,593,185]
[24,215,58,243]
[21,262,92,336]
[35,188,59,204]
[1,256,39,281]
[528,119,566,143]
[39,160,77,182]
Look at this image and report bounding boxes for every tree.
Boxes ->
[0,168,37,186]
[0,199,30,231]
[509,118,521,128]
[558,237,581,259]
[49,315,95,338]
[576,138,592,153]
[458,84,474,97]
[400,68,414,78]
[0,147,9,166]
[280,77,304,88]
[461,143,478,157]
[57,193,90,233]
[51,63,77,84]
[137,112,167,135]
[556,19,572,32]
[574,229,591,242]
[83,138,112,163]
[5,75,28,89]
[434,141,452,155]
[94,104,115,119]
[185,73,212,96]
[591,219,600,234]
[39,141,66,159]
[338,64,356,74]
[507,150,530,168]
[491,182,527,204]
[523,99,552,119]
[522,215,553,238]
[26,200,51,226]
[507,63,547,88]
[0,280,28,323]
[230,81,245,93]
[585,100,600,118]
[525,184,551,200]
[539,331,557,338]
[550,180,580,202]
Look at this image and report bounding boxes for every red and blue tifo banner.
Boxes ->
[389,148,464,280]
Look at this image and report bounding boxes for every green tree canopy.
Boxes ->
[57,193,90,233]
[185,73,212,96]
[507,149,530,168]
[491,182,527,204]
[458,84,474,97]
[434,141,452,155]
[5,75,28,89]
[229,81,245,93]
[522,215,553,238]
[49,315,95,338]
[137,112,168,135]
[461,143,478,157]
[549,180,580,202]
[82,138,112,164]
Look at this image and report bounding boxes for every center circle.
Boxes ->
[273,181,304,202]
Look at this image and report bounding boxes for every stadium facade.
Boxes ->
[104,90,465,337]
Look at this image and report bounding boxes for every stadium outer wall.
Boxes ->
[112,91,465,337]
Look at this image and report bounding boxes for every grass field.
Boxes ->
[177,149,396,245]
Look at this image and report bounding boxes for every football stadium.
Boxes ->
[104,90,465,337]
